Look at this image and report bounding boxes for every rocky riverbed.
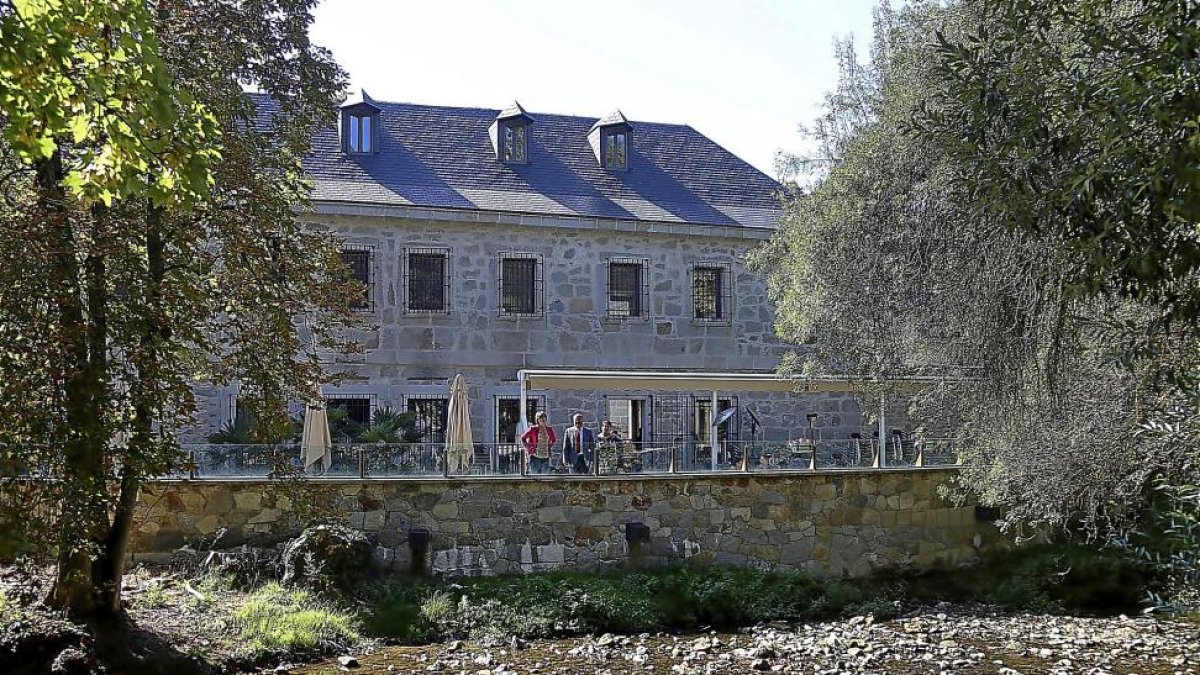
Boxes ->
[291,605,1200,675]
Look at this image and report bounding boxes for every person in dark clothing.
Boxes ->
[562,413,595,474]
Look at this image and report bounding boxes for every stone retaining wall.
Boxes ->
[133,469,989,577]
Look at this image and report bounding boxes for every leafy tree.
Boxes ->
[923,0,1200,322]
[753,1,1190,537]
[0,0,357,617]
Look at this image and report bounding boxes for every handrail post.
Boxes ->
[358,447,367,478]
[808,442,817,471]
[741,443,750,472]
[520,445,528,476]
[188,447,197,480]
[442,444,450,479]
[668,443,677,474]
[592,443,600,476]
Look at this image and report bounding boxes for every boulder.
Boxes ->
[281,525,373,593]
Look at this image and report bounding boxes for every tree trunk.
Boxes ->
[44,162,112,618]
[95,202,166,613]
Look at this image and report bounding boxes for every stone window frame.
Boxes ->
[497,252,543,318]
[690,261,733,325]
[340,243,375,313]
[403,246,452,315]
[604,256,649,321]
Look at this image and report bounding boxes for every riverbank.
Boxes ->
[294,607,1200,674]
[0,544,1178,673]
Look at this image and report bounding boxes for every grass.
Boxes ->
[230,583,359,657]
[131,581,173,609]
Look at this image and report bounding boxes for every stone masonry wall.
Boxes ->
[188,215,879,444]
[133,469,989,578]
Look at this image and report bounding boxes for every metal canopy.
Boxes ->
[517,369,945,393]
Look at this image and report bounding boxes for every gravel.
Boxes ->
[292,604,1200,674]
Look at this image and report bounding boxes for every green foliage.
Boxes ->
[327,405,423,444]
[924,0,1200,320]
[1124,479,1200,612]
[359,407,423,444]
[0,0,353,617]
[362,567,889,642]
[875,544,1150,614]
[207,414,255,445]
[0,0,219,206]
[755,0,1198,545]
[131,582,173,610]
[231,583,359,657]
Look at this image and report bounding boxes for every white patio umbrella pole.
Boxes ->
[878,393,887,469]
[711,389,718,471]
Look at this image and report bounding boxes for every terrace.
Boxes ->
[176,369,958,480]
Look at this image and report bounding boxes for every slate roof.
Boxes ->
[259,95,781,228]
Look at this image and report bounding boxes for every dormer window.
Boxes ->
[340,89,380,156]
[490,101,534,164]
[588,110,633,171]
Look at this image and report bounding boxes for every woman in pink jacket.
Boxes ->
[521,411,556,474]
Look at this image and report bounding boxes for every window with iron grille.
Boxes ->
[325,395,376,426]
[340,244,373,312]
[404,247,450,313]
[499,253,542,316]
[606,257,648,319]
[405,395,448,444]
[694,396,739,445]
[692,263,731,322]
[494,396,544,444]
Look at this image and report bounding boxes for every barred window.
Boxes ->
[340,245,373,311]
[692,263,731,321]
[499,253,542,316]
[405,247,450,313]
[406,395,448,444]
[494,397,544,444]
[606,258,647,319]
[326,395,375,426]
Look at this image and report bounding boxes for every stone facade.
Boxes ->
[132,469,989,577]
[191,210,871,445]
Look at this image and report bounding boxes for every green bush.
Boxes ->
[356,548,1146,644]
[872,543,1150,614]
[362,580,433,641]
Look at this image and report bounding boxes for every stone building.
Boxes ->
[196,91,868,461]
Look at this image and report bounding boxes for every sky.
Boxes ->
[309,0,885,179]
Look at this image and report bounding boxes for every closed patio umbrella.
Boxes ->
[302,404,331,473]
[445,374,473,474]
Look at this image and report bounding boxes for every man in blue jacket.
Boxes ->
[563,413,596,474]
